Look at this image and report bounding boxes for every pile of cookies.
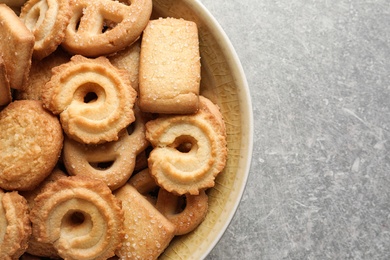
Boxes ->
[0,0,228,259]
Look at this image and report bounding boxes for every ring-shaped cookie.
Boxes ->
[146,96,228,195]
[156,189,208,236]
[0,189,31,259]
[42,55,137,144]
[62,0,152,57]
[30,176,124,260]
[63,107,150,190]
[20,0,72,60]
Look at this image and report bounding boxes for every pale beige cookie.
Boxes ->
[41,55,137,144]
[14,47,71,101]
[30,175,125,260]
[0,4,35,90]
[20,0,72,60]
[0,56,12,106]
[62,0,152,57]
[146,96,227,195]
[139,17,201,114]
[0,100,63,191]
[109,39,141,92]
[114,183,175,260]
[63,107,150,190]
[0,189,31,260]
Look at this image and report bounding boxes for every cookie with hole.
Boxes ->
[145,96,227,195]
[41,55,137,144]
[30,175,125,260]
[20,0,72,60]
[62,107,150,190]
[62,0,152,57]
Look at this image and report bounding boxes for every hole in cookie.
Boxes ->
[89,161,115,170]
[83,92,98,103]
[173,136,197,153]
[63,210,86,227]
[102,19,119,33]
[173,195,187,214]
[126,122,135,135]
[75,83,105,104]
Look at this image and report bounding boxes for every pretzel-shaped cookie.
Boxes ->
[62,0,152,57]
[20,0,72,60]
[63,107,150,190]
[42,55,137,144]
[156,189,208,235]
[146,96,228,195]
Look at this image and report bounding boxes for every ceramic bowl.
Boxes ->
[152,0,253,259]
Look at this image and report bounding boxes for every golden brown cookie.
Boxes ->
[62,0,152,57]
[156,189,208,235]
[41,55,137,144]
[0,4,35,90]
[139,17,201,114]
[0,189,31,260]
[109,39,141,92]
[30,175,125,260]
[146,96,227,195]
[20,0,72,60]
[0,100,63,191]
[63,107,150,190]
[114,183,175,260]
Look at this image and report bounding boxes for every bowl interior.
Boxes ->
[152,0,253,259]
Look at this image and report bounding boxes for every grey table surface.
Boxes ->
[199,0,390,259]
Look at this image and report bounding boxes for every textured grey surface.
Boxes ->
[200,0,390,259]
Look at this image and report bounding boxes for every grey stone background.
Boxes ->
[200,0,390,259]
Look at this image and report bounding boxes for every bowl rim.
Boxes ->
[190,0,254,258]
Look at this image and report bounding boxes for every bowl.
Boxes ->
[152,0,254,259]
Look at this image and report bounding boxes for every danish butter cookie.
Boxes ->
[0,189,31,260]
[63,107,150,190]
[20,0,72,60]
[0,100,63,191]
[139,17,201,114]
[146,96,227,195]
[0,4,35,90]
[62,0,152,57]
[41,55,137,144]
[114,183,175,260]
[30,176,125,260]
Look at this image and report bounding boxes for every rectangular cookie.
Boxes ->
[0,4,34,90]
[114,183,176,259]
[139,17,201,114]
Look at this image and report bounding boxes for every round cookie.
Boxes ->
[0,100,63,191]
